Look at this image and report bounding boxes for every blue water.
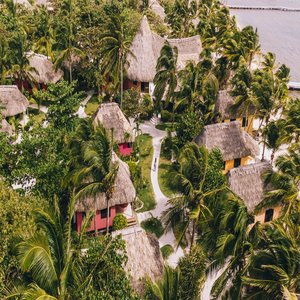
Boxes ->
[226,1,300,81]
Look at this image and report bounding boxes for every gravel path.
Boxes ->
[138,121,184,267]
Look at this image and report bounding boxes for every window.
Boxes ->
[234,158,241,168]
[100,208,110,219]
[133,81,138,85]
[127,143,131,148]
[230,118,236,122]
[264,209,274,222]
[242,117,248,127]
[141,82,149,93]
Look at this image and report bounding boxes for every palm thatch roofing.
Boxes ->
[194,121,259,161]
[149,0,166,20]
[215,90,256,119]
[0,85,29,117]
[75,153,136,212]
[115,226,164,292]
[13,0,32,7]
[228,162,272,212]
[0,119,13,135]
[94,102,135,144]
[127,16,202,82]
[27,52,63,85]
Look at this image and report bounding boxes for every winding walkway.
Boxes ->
[137,121,184,267]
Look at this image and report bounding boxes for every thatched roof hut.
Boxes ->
[0,85,29,117]
[127,16,202,82]
[114,226,164,292]
[194,121,259,161]
[228,162,272,212]
[149,0,166,20]
[215,90,256,119]
[28,52,63,85]
[0,119,13,135]
[13,0,32,7]
[94,102,135,144]
[75,153,136,212]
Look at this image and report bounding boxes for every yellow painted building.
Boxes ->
[195,121,259,174]
[228,162,281,224]
[216,90,255,135]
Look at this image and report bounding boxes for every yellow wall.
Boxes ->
[254,205,282,224]
[223,116,254,135]
[223,156,251,174]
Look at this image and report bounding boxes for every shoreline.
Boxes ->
[228,5,300,12]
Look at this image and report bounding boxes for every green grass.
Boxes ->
[141,217,164,238]
[85,95,100,115]
[136,134,156,212]
[155,122,174,131]
[161,244,174,259]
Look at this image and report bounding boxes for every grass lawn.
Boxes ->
[85,95,100,115]
[161,244,174,259]
[141,217,164,238]
[155,122,174,131]
[136,134,156,212]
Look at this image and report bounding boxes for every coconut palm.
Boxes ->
[242,220,300,299]
[262,121,281,162]
[154,42,178,105]
[99,5,133,104]
[255,148,300,217]
[5,196,96,299]
[162,143,226,248]
[67,119,119,235]
[145,266,180,300]
[0,39,10,84]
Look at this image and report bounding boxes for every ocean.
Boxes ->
[226,0,300,82]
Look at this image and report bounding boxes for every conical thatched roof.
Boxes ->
[94,102,135,144]
[127,16,202,82]
[13,0,32,7]
[195,121,259,161]
[75,153,136,212]
[28,52,63,85]
[0,85,29,117]
[215,90,256,119]
[127,16,165,83]
[149,0,166,20]
[0,119,13,135]
[35,0,54,10]
[228,162,272,212]
[114,226,164,292]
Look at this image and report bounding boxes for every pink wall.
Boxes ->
[119,143,133,156]
[76,206,116,234]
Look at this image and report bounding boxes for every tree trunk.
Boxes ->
[69,58,72,83]
[106,198,110,235]
[94,195,97,236]
[190,220,196,251]
[120,58,123,109]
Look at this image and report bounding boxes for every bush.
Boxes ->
[112,214,128,231]
[161,244,174,259]
[127,161,143,191]
[141,217,164,238]
[161,110,172,122]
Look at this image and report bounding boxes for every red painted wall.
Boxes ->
[119,143,133,156]
[76,206,116,234]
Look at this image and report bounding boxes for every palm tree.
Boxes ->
[8,33,37,91]
[262,121,281,162]
[242,220,300,299]
[0,38,10,84]
[162,143,226,248]
[145,266,180,300]
[67,119,119,235]
[99,5,133,105]
[255,148,300,217]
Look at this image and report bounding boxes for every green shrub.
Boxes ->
[112,214,128,231]
[161,110,172,122]
[141,217,164,238]
[127,161,143,191]
[161,244,174,259]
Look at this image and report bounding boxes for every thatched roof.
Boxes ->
[228,162,272,212]
[194,121,259,161]
[127,16,202,82]
[94,102,135,144]
[0,119,13,135]
[168,36,201,70]
[35,0,54,10]
[13,0,32,7]
[75,153,136,212]
[0,85,29,117]
[215,90,256,119]
[27,52,63,85]
[149,0,166,20]
[116,226,164,292]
